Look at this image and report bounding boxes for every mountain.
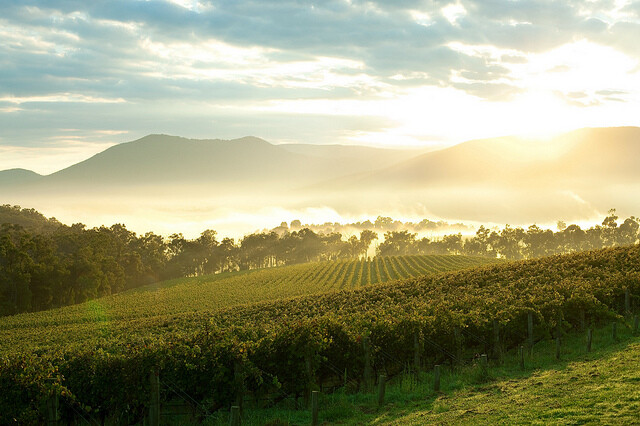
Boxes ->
[0,169,42,187]
[278,143,419,171]
[304,126,640,224]
[327,127,640,190]
[43,135,309,188]
[2,135,417,193]
[1,127,638,235]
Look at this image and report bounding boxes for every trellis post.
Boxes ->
[433,365,441,392]
[377,374,386,406]
[363,336,373,390]
[311,391,319,425]
[527,312,534,355]
[149,368,160,426]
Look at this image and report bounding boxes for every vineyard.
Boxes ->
[1,247,639,423]
[0,254,493,353]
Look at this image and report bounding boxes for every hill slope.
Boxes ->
[382,337,640,424]
[326,127,640,189]
[0,254,496,352]
[0,204,62,232]
[2,134,416,192]
[1,126,639,237]
[0,168,42,187]
[1,245,639,423]
[312,126,640,223]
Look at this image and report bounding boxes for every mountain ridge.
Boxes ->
[1,127,639,231]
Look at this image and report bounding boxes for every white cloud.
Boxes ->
[0,94,127,104]
[441,2,467,25]
[1,0,640,156]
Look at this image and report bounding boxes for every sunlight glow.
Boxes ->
[138,38,374,90]
[441,3,467,25]
[0,94,127,104]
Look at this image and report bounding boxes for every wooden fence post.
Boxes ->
[343,368,348,389]
[433,365,441,392]
[519,345,525,370]
[149,368,160,426]
[625,288,631,314]
[234,360,244,411]
[587,328,592,353]
[493,320,501,362]
[556,310,563,339]
[229,405,241,426]
[377,374,386,406]
[479,354,488,380]
[527,312,534,354]
[454,327,462,364]
[363,336,373,390]
[311,391,319,426]
[413,331,421,372]
[47,393,60,426]
[305,348,314,407]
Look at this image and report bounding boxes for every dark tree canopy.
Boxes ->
[0,205,638,316]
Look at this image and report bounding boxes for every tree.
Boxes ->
[601,208,618,246]
[617,217,639,246]
[377,231,416,256]
[442,233,463,255]
[359,230,378,258]
[523,224,555,258]
[463,226,491,256]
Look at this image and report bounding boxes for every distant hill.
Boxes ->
[279,142,418,171]
[305,126,640,224]
[329,127,640,189]
[0,204,62,233]
[1,134,417,193]
[0,127,638,233]
[0,169,42,186]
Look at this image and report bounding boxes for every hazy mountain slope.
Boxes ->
[303,126,640,225]
[0,168,42,187]
[279,143,421,170]
[1,127,638,234]
[554,127,640,183]
[332,127,640,190]
[43,135,313,187]
[2,135,421,193]
[338,127,640,187]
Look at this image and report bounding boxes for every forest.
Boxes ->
[1,204,638,316]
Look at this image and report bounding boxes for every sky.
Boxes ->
[2,0,640,174]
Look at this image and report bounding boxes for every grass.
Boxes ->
[190,318,640,425]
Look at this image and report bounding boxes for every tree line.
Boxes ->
[1,204,638,316]
[0,205,379,315]
[379,209,639,259]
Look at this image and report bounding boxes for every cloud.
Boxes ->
[1,0,640,160]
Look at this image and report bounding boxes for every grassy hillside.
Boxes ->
[231,321,640,425]
[0,254,494,353]
[386,338,640,424]
[2,246,638,424]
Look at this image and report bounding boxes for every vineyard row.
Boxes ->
[1,245,639,423]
